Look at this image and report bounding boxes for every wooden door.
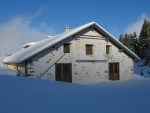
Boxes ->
[55,63,72,82]
[109,63,119,80]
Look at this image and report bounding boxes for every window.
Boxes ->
[64,43,70,53]
[106,45,110,54]
[56,63,72,82]
[109,63,119,80]
[86,44,93,55]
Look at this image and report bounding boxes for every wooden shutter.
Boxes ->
[64,43,70,53]
[106,45,110,54]
[86,45,93,55]
[55,63,72,83]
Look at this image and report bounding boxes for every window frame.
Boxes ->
[86,44,93,55]
[63,43,70,53]
[106,45,110,54]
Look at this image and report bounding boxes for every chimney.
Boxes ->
[64,25,69,32]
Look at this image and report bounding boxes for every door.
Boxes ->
[55,63,72,82]
[109,63,119,80]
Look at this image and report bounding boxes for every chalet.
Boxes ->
[3,22,140,84]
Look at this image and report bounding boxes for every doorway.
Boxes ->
[55,63,72,82]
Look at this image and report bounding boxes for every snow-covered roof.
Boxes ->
[3,22,141,64]
[23,42,38,48]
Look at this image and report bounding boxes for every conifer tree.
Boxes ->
[129,32,137,53]
[138,19,150,60]
[124,33,129,48]
[119,32,138,53]
[119,34,124,44]
[133,32,138,54]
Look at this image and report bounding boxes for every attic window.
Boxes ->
[64,43,70,53]
[106,45,110,54]
[86,44,93,55]
[23,45,30,48]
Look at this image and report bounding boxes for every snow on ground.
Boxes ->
[0,62,16,75]
[134,61,150,78]
[0,54,149,113]
[0,54,16,75]
[0,75,150,113]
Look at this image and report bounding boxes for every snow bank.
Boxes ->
[0,75,150,113]
[0,55,16,75]
[0,62,16,75]
[134,61,150,78]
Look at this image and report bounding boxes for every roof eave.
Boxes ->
[93,23,141,61]
[3,21,141,63]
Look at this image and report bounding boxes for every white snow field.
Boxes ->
[0,53,149,113]
[0,75,150,113]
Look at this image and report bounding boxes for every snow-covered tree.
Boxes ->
[138,19,150,65]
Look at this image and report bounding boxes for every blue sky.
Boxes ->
[0,0,150,54]
[0,0,150,35]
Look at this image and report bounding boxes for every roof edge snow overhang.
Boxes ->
[3,21,141,64]
[92,23,141,61]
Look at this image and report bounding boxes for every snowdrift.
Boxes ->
[0,75,150,113]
